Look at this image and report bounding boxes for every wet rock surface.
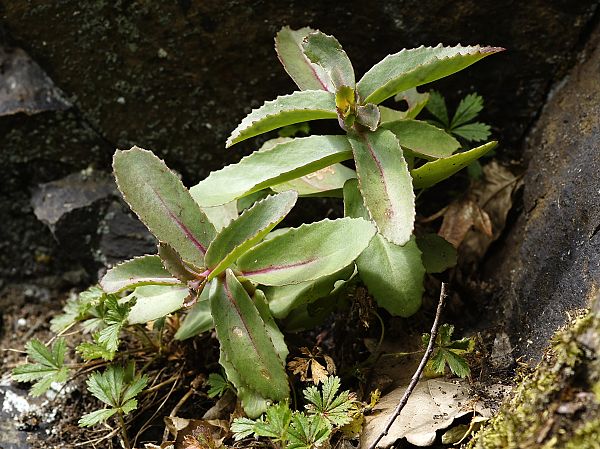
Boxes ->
[485,22,600,361]
[0,0,598,285]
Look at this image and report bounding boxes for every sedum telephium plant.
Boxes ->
[14,27,502,422]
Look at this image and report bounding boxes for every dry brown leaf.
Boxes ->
[164,416,229,449]
[287,347,336,384]
[361,378,477,447]
[438,198,493,248]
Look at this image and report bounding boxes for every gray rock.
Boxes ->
[485,22,600,361]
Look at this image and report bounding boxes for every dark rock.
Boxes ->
[484,22,600,361]
[28,170,156,283]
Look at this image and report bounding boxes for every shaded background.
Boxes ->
[0,1,599,358]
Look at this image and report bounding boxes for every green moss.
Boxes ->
[468,308,600,449]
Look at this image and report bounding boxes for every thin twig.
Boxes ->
[161,386,196,442]
[366,283,448,449]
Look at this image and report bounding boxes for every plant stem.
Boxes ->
[366,283,448,449]
[117,411,131,449]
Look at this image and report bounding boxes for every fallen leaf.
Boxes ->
[361,378,477,447]
[438,198,492,248]
[288,347,336,384]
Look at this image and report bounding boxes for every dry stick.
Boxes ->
[366,283,448,449]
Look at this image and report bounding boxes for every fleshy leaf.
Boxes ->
[200,201,238,231]
[344,179,424,316]
[349,129,415,245]
[210,270,289,411]
[302,31,355,90]
[357,235,424,317]
[382,119,460,159]
[174,286,213,340]
[158,243,197,282]
[275,26,334,92]
[394,88,430,119]
[100,255,181,294]
[263,264,356,319]
[205,191,298,279]
[226,91,337,147]
[417,234,457,273]
[237,217,375,286]
[343,178,370,220]
[113,147,216,268]
[357,44,504,104]
[126,285,189,324]
[191,135,353,207]
[411,141,497,189]
[271,163,356,197]
[356,103,381,131]
[253,289,288,365]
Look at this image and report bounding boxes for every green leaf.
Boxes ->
[254,402,293,439]
[95,296,130,352]
[50,286,99,333]
[158,243,197,282]
[271,163,356,198]
[82,364,148,427]
[381,119,460,159]
[207,372,232,398]
[210,270,289,410]
[113,147,216,268]
[100,255,181,294]
[349,129,415,245]
[450,92,484,128]
[357,44,503,104]
[263,264,356,319]
[287,413,331,449]
[416,234,457,273]
[200,201,239,231]
[205,191,298,279]
[126,285,189,324]
[77,335,116,361]
[226,91,337,147]
[302,31,355,89]
[78,408,118,427]
[275,26,334,92]
[452,122,491,142]
[357,235,424,317]
[12,338,69,396]
[191,135,353,207]
[231,417,259,440]
[237,217,375,286]
[425,91,449,126]
[304,376,353,427]
[393,87,430,119]
[253,289,289,364]
[356,103,381,131]
[411,141,497,189]
[174,287,213,340]
[430,348,471,378]
[343,178,370,221]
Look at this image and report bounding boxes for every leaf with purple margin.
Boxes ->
[275,26,334,92]
[237,217,375,286]
[205,191,298,280]
[191,135,353,207]
[411,141,497,189]
[226,90,337,148]
[344,178,424,317]
[158,243,197,282]
[100,255,182,294]
[302,31,355,90]
[210,270,289,413]
[349,129,415,245]
[357,44,504,105]
[113,147,216,268]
